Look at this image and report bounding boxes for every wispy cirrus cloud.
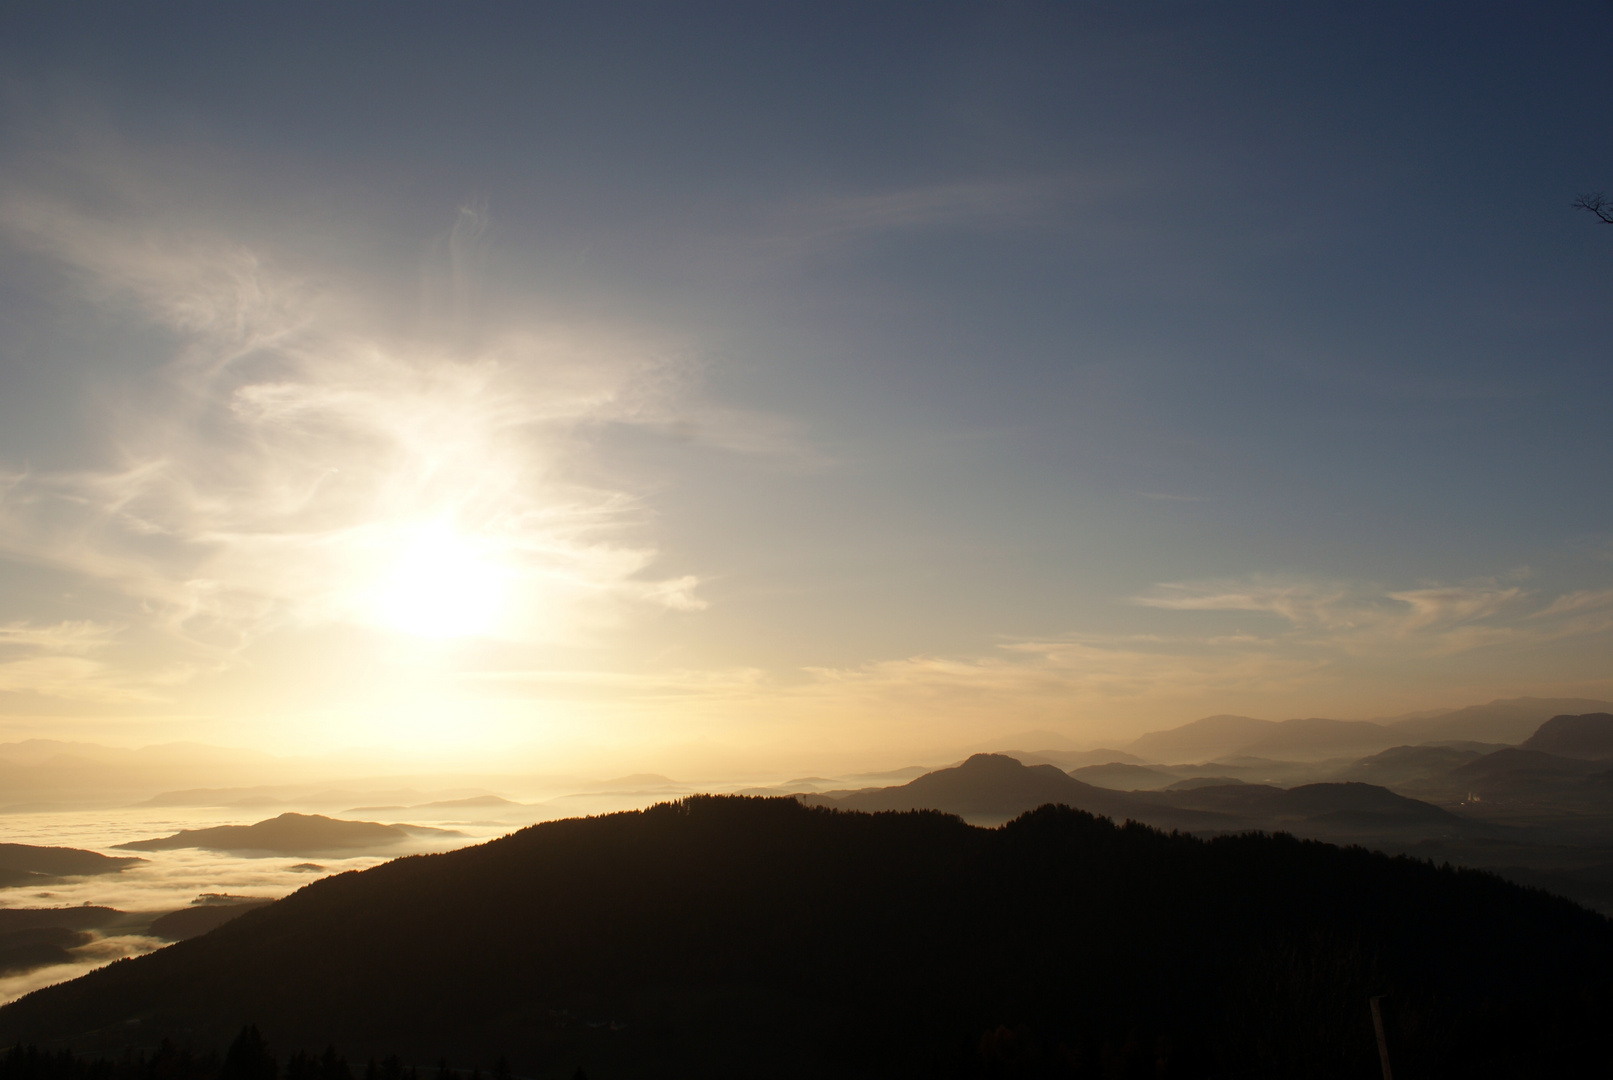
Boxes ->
[1529,588,1613,619]
[1132,575,1610,658]
[0,620,121,653]
[755,170,1132,259]
[0,620,188,703]
[0,166,741,659]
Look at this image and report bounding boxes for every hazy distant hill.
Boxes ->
[809,753,1237,830]
[347,795,526,814]
[807,754,1472,842]
[3,797,1610,1078]
[0,742,286,808]
[1148,781,1475,839]
[1067,761,1176,790]
[1123,698,1613,764]
[1337,744,1490,793]
[1521,713,1613,760]
[114,813,458,856]
[1453,748,1603,788]
[1127,714,1392,763]
[1005,747,1147,769]
[1390,699,1613,746]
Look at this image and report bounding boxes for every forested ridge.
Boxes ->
[3,797,1611,1078]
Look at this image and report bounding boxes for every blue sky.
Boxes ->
[0,3,1609,767]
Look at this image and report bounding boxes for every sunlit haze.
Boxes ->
[1,4,1611,779]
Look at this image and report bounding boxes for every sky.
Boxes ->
[0,2,1610,773]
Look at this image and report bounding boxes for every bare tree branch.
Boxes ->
[1573,192,1613,224]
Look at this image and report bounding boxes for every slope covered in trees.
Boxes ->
[3,797,1611,1078]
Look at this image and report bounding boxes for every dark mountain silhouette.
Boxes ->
[2,797,1610,1078]
[1521,713,1613,760]
[114,814,460,856]
[0,844,142,888]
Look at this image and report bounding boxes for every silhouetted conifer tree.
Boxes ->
[221,1027,275,1080]
[316,1048,348,1080]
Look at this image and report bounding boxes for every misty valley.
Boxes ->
[6,5,1613,1076]
[3,699,1613,1077]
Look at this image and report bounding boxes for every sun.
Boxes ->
[370,522,505,639]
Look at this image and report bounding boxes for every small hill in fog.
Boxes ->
[114,813,459,856]
[0,844,142,888]
[3,797,1609,1078]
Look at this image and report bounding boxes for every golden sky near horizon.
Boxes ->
[1,7,1611,773]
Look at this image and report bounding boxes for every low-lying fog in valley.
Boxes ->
[8,695,1613,1006]
[1,764,941,1003]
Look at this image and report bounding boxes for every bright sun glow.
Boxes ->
[370,523,506,639]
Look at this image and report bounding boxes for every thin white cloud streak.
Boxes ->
[1530,588,1613,619]
[1133,576,1611,658]
[0,620,120,653]
[1138,492,1209,503]
[755,171,1134,259]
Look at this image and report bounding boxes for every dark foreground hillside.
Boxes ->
[3,798,1612,1079]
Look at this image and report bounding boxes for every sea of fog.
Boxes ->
[0,790,695,1005]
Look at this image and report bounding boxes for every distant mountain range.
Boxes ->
[2,797,1608,1077]
[804,753,1484,842]
[1119,697,1613,763]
